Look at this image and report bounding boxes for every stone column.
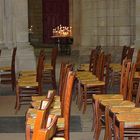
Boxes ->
[14,0,29,47]
[0,0,4,48]
[79,0,95,62]
[134,0,140,61]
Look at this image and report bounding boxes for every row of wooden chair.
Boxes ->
[75,48,111,113]
[92,59,140,140]
[15,48,58,111]
[25,62,75,140]
[109,46,134,87]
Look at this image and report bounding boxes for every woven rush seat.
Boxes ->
[0,66,11,71]
[100,100,135,107]
[134,71,140,79]
[18,76,36,82]
[18,81,38,87]
[77,64,90,71]
[44,64,53,70]
[32,95,60,102]
[19,70,36,76]
[49,108,61,116]
[116,113,140,127]
[81,80,105,87]
[52,137,65,140]
[27,116,64,131]
[76,71,92,76]
[110,63,122,72]
[79,77,99,82]
[92,94,123,101]
[110,107,140,113]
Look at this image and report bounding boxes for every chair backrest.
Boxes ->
[89,49,96,72]
[126,47,134,61]
[136,50,140,71]
[121,46,130,64]
[126,63,136,101]
[61,64,73,116]
[63,72,75,140]
[95,51,105,80]
[90,49,101,74]
[58,62,67,96]
[32,97,54,140]
[36,50,46,94]
[33,115,58,140]
[119,60,131,99]
[104,54,111,88]
[51,47,58,69]
[135,81,140,107]
[11,47,17,90]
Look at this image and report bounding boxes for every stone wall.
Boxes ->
[72,0,136,63]
[28,0,43,43]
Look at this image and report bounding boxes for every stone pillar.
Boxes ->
[14,0,29,47]
[70,0,81,52]
[0,0,36,73]
[134,0,140,62]
[79,0,95,62]
[0,0,4,48]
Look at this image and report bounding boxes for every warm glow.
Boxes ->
[53,25,72,37]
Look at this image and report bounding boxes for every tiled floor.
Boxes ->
[0,49,105,140]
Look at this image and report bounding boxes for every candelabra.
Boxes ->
[53,25,72,37]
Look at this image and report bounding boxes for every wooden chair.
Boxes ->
[105,63,136,140]
[93,61,136,140]
[0,47,17,90]
[26,63,72,120]
[78,46,101,72]
[78,51,108,113]
[26,89,54,140]
[43,47,58,89]
[25,64,74,140]
[26,70,75,140]
[109,46,130,87]
[15,50,45,111]
[55,71,75,140]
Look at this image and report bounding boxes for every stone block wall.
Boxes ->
[71,0,136,63]
[28,0,43,43]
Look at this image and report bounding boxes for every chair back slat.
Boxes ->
[127,47,134,61]
[63,72,75,140]
[51,47,58,69]
[121,46,129,64]
[11,47,17,90]
[119,60,131,99]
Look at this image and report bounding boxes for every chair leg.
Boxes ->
[104,108,111,140]
[92,100,96,132]
[26,124,31,140]
[15,86,20,111]
[119,122,124,140]
[83,85,87,113]
[94,100,102,140]
[77,82,82,110]
[51,71,57,89]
